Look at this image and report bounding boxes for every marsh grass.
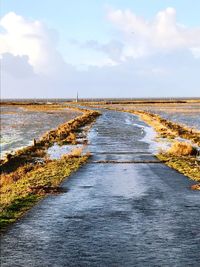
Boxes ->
[0,154,89,231]
[157,153,200,190]
[37,110,100,146]
[157,141,199,190]
[168,141,198,156]
[69,147,84,157]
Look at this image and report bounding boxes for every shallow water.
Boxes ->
[0,106,80,158]
[1,110,200,267]
[149,105,200,130]
[158,111,200,130]
[113,103,200,130]
[47,144,85,160]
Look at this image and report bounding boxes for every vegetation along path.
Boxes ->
[1,110,200,266]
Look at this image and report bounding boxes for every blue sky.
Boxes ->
[1,0,200,98]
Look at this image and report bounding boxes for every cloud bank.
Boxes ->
[0,12,66,75]
[1,9,200,98]
[107,7,200,59]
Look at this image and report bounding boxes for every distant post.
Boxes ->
[76,92,79,103]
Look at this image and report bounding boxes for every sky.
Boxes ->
[1,0,200,98]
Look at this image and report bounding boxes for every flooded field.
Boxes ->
[0,105,80,158]
[107,102,200,130]
[1,109,200,267]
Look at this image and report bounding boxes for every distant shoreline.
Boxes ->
[1,97,200,105]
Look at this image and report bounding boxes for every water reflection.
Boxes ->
[1,110,200,267]
[0,106,80,158]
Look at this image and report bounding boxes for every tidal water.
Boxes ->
[1,110,199,267]
[113,102,200,130]
[0,106,80,158]
[150,104,200,131]
[146,104,200,130]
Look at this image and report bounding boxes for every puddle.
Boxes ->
[47,144,85,160]
[132,118,170,154]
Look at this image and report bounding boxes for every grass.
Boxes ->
[157,153,200,190]
[0,195,39,229]
[168,141,198,156]
[38,109,100,146]
[22,104,76,112]
[157,141,200,186]
[0,153,89,231]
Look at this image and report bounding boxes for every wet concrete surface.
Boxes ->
[1,110,200,267]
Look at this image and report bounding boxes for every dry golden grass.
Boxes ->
[168,141,197,156]
[191,184,200,190]
[0,154,89,230]
[0,164,35,187]
[157,153,200,188]
[39,110,101,146]
[68,147,83,157]
[22,104,70,112]
[66,132,77,144]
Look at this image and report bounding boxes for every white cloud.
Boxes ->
[2,50,200,99]
[107,7,200,59]
[0,12,65,74]
[1,10,200,99]
[80,40,124,62]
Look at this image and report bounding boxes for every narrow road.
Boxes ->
[1,110,200,267]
